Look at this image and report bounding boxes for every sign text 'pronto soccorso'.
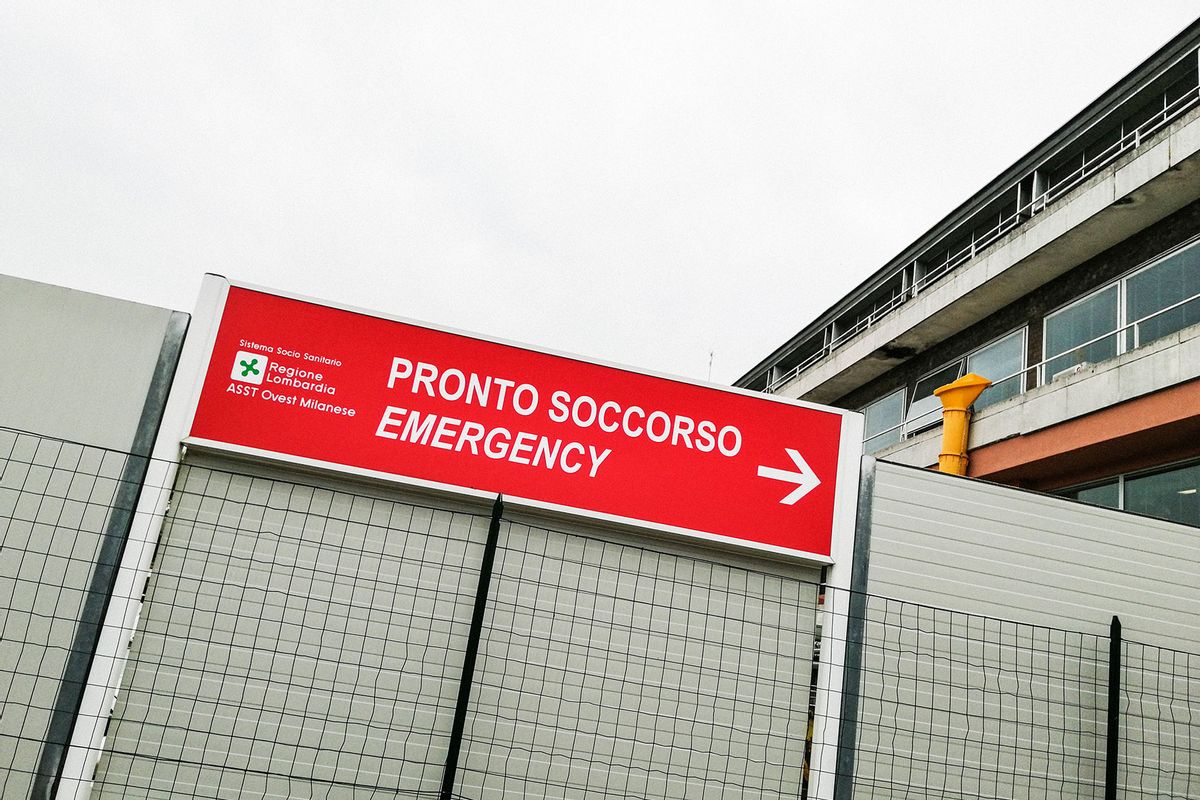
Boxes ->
[188,286,859,559]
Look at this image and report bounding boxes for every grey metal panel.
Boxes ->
[849,594,1108,800]
[856,461,1200,799]
[90,456,825,798]
[90,461,491,799]
[32,308,188,799]
[868,460,1200,649]
[0,275,175,452]
[456,517,821,799]
[1119,639,1200,799]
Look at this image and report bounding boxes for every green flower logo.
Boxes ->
[231,351,269,385]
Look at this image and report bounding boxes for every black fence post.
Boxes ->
[440,494,504,800]
[1106,615,1122,800]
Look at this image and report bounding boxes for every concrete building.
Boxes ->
[737,20,1200,528]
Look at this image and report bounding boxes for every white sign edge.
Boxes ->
[185,274,864,563]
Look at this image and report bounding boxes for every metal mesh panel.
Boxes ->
[6,434,1197,800]
[454,518,820,799]
[87,457,825,799]
[842,591,1109,799]
[91,463,490,799]
[1121,638,1200,799]
[0,429,144,798]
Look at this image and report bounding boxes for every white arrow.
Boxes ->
[757,448,821,505]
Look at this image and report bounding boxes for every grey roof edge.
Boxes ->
[735,16,1200,389]
[0,271,179,316]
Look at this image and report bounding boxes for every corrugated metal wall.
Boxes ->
[867,461,1200,648]
[459,514,819,799]
[843,460,1200,800]
[847,586,1109,799]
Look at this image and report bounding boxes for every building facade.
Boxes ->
[737,20,1200,528]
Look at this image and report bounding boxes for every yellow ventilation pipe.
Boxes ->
[933,373,992,475]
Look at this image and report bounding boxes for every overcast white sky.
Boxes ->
[3,3,1198,383]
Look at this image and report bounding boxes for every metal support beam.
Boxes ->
[832,456,876,800]
[440,494,504,800]
[1106,615,1122,800]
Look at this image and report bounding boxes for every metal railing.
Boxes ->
[767,82,1200,396]
[862,289,1200,452]
[1044,86,1200,207]
[1005,288,1200,389]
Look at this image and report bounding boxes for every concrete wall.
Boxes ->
[0,274,183,452]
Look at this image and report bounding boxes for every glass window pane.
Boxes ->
[1124,461,1200,528]
[1058,480,1120,510]
[1126,244,1200,347]
[863,390,904,452]
[1044,285,1119,380]
[966,330,1025,409]
[905,362,963,432]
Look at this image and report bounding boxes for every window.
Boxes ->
[860,329,1028,451]
[1124,461,1200,528]
[905,329,1027,434]
[966,329,1025,409]
[1058,479,1120,510]
[905,363,962,433]
[1043,240,1200,382]
[1126,243,1200,346]
[1056,459,1200,528]
[862,389,904,453]
[1044,285,1119,380]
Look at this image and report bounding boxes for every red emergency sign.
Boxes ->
[187,284,861,560]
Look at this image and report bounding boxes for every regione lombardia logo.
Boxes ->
[231,351,269,384]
